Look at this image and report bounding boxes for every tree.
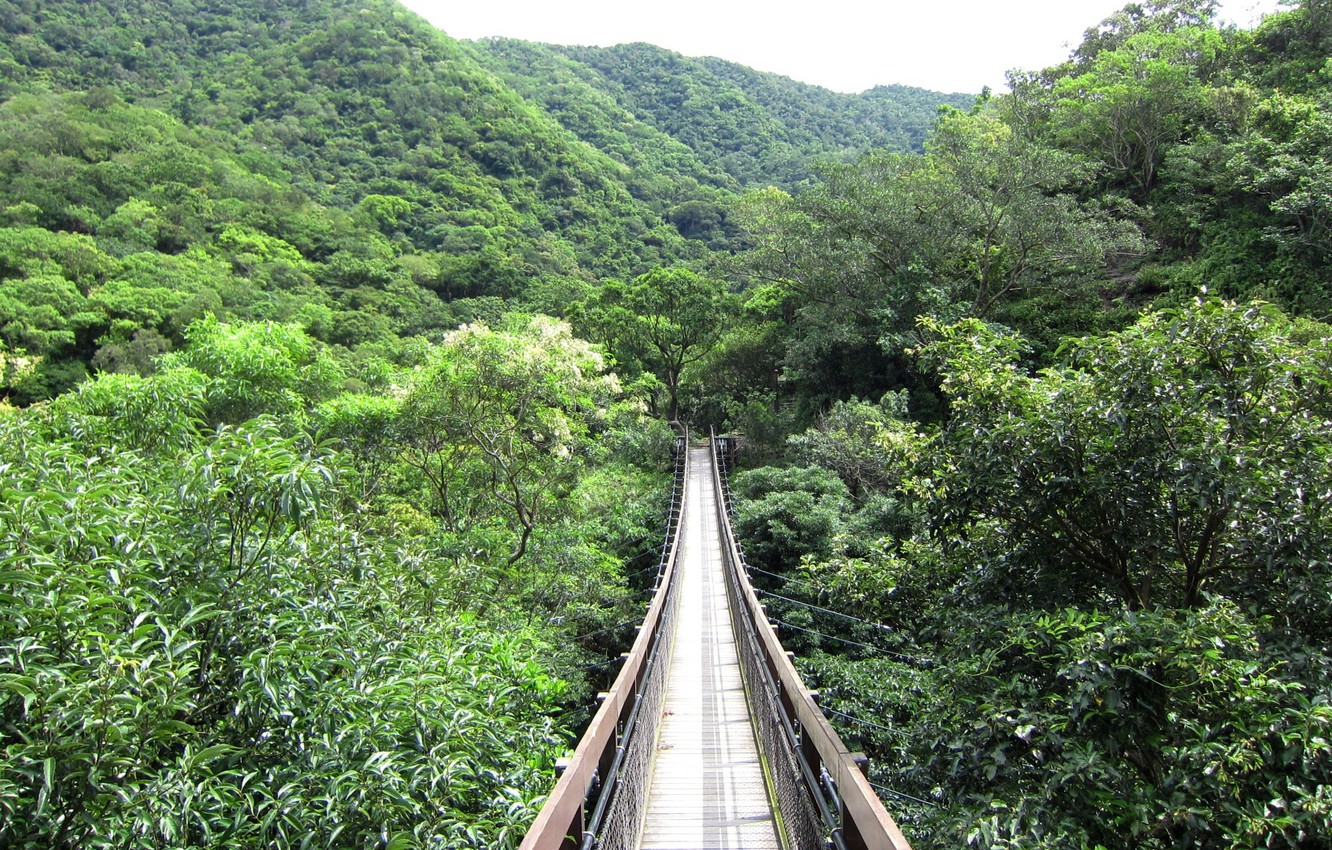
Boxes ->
[1230,93,1332,265]
[730,465,853,573]
[924,111,1141,318]
[0,227,115,359]
[579,267,732,422]
[735,110,1139,404]
[1072,0,1220,63]
[1052,26,1224,199]
[159,316,344,426]
[0,393,570,850]
[920,299,1332,614]
[786,395,915,501]
[399,315,620,567]
[900,600,1332,849]
[771,300,1332,849]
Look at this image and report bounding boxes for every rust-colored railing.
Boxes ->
[519,434,688,850]
[520,431,913,850]
[712,431,914,850]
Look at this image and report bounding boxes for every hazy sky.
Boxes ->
[398,0,1285,94]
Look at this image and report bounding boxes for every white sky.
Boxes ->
[398,0,1285,94]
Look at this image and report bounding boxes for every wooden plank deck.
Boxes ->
[638,447,782,850]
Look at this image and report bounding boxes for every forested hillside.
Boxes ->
[715,2,1332,848]
[0,0,697,274]
[0,0,735,401]
[0,0,971,402]
[474,40,974,190]
[0,313,673,848]
[2,0,1331,846]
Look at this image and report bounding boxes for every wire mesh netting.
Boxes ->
[736,609,825,850]
[586,437,686,850]
[595,572,678,850]
[716,439,828,850]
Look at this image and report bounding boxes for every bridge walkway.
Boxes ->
[519,434,912,850]
[637,446,780,850]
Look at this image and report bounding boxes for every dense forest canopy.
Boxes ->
[1,0,1330,846]
[474,39,975,191]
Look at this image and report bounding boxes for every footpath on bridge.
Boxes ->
[637,446,781,850]
[520,438,912,850]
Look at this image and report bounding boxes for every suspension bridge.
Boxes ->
[521,434,914,850]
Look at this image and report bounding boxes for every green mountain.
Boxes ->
[474,39,975,190]
[0,0,708,274]
[0,0,967,400]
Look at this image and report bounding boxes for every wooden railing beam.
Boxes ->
[519,435,689,850]
[709,431,914,850]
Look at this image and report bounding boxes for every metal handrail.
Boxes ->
[520,432,689,850]
[710,430,914,850]
[522,428,912,850]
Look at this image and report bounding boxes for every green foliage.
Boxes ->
[51,366,207,451]
[786,395,920,500]
[920,300,1332,615]
[5,0,1332,845]
[313,391,403,500]
[907,602,1332,849]
[0,310,669,847]
[736,109,1139,408]
[161,316,345,426]
[759,299,1332,848]
[576,267,734,420]
[731,465,852,572]
[398,315,621,568]
[482,41,974,192]
[1050,26,1226,199]
[1231,92,1332,269]
[682,320,789,437]
[0,0,762,399]
[0,410,571,849]
[0,227,111,365]
[998,1,1332,317]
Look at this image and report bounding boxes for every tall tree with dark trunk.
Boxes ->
[578,267,733,423]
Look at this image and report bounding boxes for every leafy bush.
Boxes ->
[0,365,588,849]
[909,603,1332,849]
[786,301,1332,848]
[730,465,851,571]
